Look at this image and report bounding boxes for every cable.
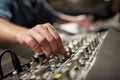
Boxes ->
[0,49,22,79]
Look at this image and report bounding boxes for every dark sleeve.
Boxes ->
[0,0,12,20]
[37,0,59,24]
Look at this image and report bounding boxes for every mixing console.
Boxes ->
[0,11,119,80]
[3,31,108,80]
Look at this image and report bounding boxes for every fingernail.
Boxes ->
[46,53,51,58]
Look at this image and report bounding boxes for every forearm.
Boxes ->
[56,13,87,23]
[0,18,28,43]
[0,18,65,57]
[56,14,76,24]
[56,14,91,29]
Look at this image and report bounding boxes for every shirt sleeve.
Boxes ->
[0,0,12,20]
[41,0,61,23]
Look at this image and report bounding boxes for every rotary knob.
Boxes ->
[49,59,56,70]
[81,47,89,60]
[84,43,92,55]
[58,55,65,63]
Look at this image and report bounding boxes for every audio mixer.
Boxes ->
[1,30,108,80]
[1,13,120,80]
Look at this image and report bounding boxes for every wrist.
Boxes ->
[14,28,28,44]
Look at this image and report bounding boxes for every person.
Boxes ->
[0,0,90,57]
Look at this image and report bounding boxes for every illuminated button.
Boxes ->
[54,73,62,79]
[66,62,72,67]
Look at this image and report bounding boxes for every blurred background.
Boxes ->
[47,0,120,20]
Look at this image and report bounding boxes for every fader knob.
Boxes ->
[49,59,56,65]
[90,41,95,50]
[64,49,71,58]
[32,54,39,63]
[68,41,73,49]
[94,36,99,46]
[92,36,98,47]
[81,47,89,60]
[88,43,92,54]
[58,55,64,63]
[83,44,92,55]
[49,59,56,70]
[72,40,79,49]
[68,47,74,54]
[53,56,59,63]
[79,59,86,66]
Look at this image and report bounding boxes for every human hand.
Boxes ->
[16,23,65,57]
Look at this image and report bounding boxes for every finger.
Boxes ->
[24,34,43,55]
[29,29,52,57]
[34,25,58,57]
[38,25,58,55]
[43,23,58,55]
[43,23,65,54]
